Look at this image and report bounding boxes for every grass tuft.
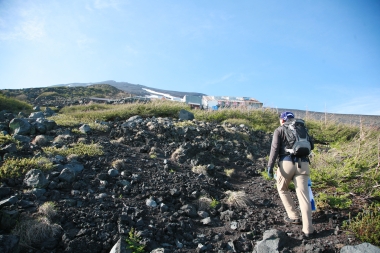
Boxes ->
[112,159,126,170]
[224,168,235,177]
[38,201,57,221]
[192,165,207,175]
[224,190,253,207]
[197,196,212,211]
[12,202,61,250]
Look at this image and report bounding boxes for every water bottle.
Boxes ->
[308,178,316,211]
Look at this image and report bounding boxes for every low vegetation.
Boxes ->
[0,93,33,114]
[197,196,213,211]
[191,165,208,175]
[224,168,235,177]
[316,192,353,209]
[42,142,104,157]
[126,228,145,253]
[224,190,253,208]
[1,84,131,104]
[209,197,220,209]
[0,132,20,147]
[0,157,53,179]
[38,201,57,220]
[311,125,380,204]
[112,159,126,170]
[13,201,61,249]
[343,204,380,245]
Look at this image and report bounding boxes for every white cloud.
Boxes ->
[209,11,234,22]
[93,0,123,10]
[77,35,95,48]
[0,2,47,41]
[20,17,46,40]
[124,45,139,55]
[0,17,46,41]
[205,73,234,85]
[180,23,213,40]
[330,95,380,115]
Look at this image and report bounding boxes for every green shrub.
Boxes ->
[316,192,352,209]
[210,198,220,208]
[0,133,20,147]
[261,170,272,181]
[42,142,104,157]
[306,119,359,144]
[193,107,278,132]
[343,204,380,246]
[53,100,189,123]
[48,114,82,127]
[310,126,380,198]
[0,157,53,179]
[126,228,145,253]
[0,93,33,113]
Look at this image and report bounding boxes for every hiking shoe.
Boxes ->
[284,216,302,224]
[300,230,317,240]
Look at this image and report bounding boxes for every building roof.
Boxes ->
[202,96,261,103]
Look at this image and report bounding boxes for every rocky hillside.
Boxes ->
[0,84,132,107]
[0,107,377,253]
[52,80,206,98]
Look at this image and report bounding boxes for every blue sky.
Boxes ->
[1,0,379,115]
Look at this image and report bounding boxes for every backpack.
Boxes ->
[282,118,312,157]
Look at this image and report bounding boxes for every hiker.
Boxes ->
[267,111,316,239]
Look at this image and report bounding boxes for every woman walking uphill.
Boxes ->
[267,111,316,239]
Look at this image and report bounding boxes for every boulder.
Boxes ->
[0,209,19,231]
[29,111,45,119]
[36,118,57,131]
[79,124,91,134]
[0,195,18,208]
[0,187,11,198]
[340,243,380,253]
[9,118,31,135]
[253,229,289,253]
[24,169,49,188]
[44,107,55,117]
[58,168,76,183]
[12,134,31,144]
[0,235,20,253]
[179,109,194,121]
[109,237,129,253]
